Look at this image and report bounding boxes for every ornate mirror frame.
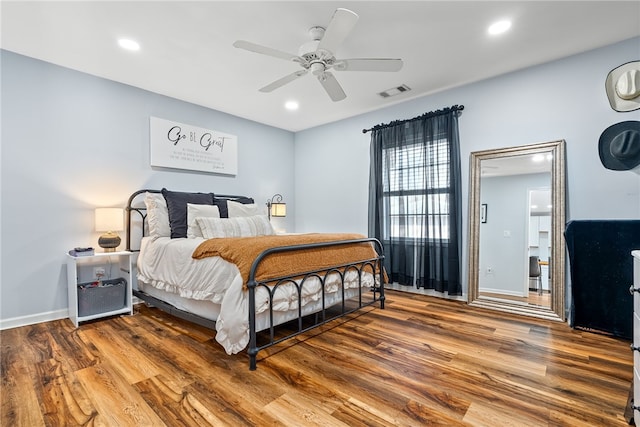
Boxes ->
[467,140,566,321]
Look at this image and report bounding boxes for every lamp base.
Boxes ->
[98,232,121,252]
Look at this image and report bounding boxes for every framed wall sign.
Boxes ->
[150,117,238,175]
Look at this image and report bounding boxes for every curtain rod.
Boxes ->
[362,104,464,134]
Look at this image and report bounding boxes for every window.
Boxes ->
[382,138,450,240]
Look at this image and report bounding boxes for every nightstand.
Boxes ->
[65,251,133,327]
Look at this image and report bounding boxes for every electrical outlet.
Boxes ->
[94,267,106,278]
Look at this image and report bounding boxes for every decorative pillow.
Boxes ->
[144,192,171,238]
[214,196,254,218]
[186,203,220,238]
[196,215,275,239]
[161,188,215,238]
[227,200,263,217]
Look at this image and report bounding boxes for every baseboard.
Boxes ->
[0,298,143,331]
[385,282,467,301]
[0,309,69,330]
[478,287,525,297]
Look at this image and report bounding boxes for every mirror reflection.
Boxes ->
[468,140,566,321]
[527,188,551,307]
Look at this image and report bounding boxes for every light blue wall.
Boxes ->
[1,50,294,324]
[294,37,640,297]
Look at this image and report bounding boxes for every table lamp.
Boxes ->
[95,207,124,252]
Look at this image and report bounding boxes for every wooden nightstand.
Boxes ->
[65,251,133,327]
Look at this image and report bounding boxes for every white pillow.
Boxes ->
[186,203,220,238]
[196,215,275,239]
[144,192,170,238]
[227,200,263,217]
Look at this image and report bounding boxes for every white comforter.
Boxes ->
[137,236,373,354]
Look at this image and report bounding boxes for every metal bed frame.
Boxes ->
[126,189,386,370]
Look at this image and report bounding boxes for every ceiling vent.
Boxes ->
[378,84,411,98]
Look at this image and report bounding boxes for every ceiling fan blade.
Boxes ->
[233,40,302,62]
[317,71,346,102]
[259,70,308,93]
[334,58,403,72]
[317,8,359,53]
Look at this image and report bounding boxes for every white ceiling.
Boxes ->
[481,153,552,177]
[2,1,639,132]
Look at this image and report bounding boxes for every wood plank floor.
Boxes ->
[1,290,633,426]
[479,291,551,308]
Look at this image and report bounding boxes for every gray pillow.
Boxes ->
[161,188,215,238]
[214,196,254,218]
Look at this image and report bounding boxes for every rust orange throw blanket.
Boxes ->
[192,233,381,288]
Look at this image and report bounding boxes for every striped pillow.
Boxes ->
[196,215,275,239]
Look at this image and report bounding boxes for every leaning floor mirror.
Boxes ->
[467,140,566,321]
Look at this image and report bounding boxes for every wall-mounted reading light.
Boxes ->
[266,194,286,219]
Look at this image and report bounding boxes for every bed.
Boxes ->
[126,189,386,370]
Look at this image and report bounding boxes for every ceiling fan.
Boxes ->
[233,8,403,102]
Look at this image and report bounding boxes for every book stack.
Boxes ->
[68,247,95,257]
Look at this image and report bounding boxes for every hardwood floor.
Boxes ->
[480,290,551,308]
[1,290,633,426]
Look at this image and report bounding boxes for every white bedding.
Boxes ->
[137,236,375,354]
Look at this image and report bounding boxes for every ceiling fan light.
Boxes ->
[310,62,326,75]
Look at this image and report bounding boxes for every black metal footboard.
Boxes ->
[246,238,385,370]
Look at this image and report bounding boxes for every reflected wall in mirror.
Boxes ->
[468,140,566,321]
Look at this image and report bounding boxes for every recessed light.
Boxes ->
[118,38,140,51]
[532,154,545,162]
[284,100,299,111]
[488,20,511,35]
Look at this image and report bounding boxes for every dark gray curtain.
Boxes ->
[368,106,462,295]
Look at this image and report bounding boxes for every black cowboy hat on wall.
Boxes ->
[599,121,640,172]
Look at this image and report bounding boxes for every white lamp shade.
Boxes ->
[95,208,124,232]
[270,203,287,217]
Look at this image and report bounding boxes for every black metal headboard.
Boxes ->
[125,189,251,252]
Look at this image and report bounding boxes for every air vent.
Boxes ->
[378,84,411,98]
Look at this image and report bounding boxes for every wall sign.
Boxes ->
[150,116,238,175]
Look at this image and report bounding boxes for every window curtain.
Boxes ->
[367,106,462,295]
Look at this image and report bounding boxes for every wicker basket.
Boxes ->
[77,278,127,317]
